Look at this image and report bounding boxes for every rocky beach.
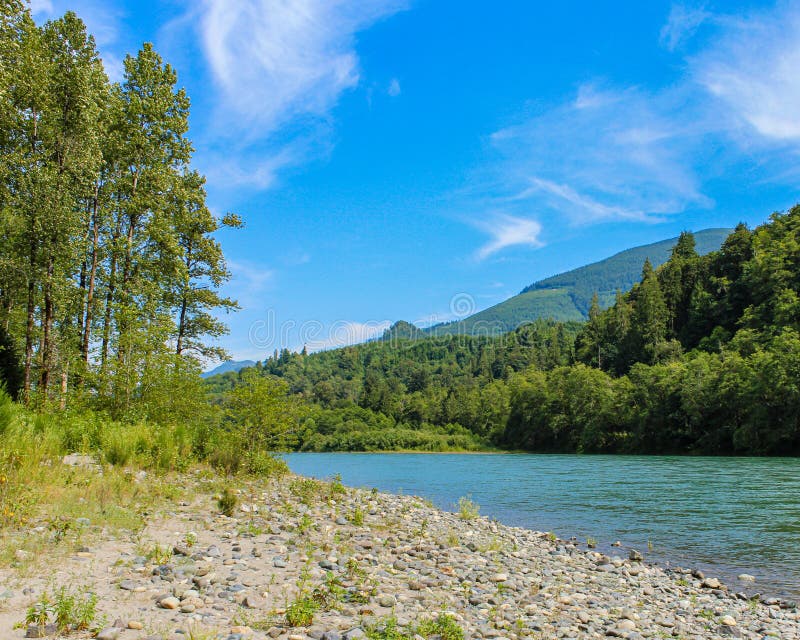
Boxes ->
[0,472,797,640]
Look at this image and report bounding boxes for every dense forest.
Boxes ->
[209,212,800,455]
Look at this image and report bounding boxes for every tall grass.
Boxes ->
[0,388,288,542]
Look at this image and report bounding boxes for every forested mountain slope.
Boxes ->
[428,228,730,335]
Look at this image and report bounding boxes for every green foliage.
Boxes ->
[348,505,365,526]
[24,586,99,633]
[0,4,238,417]
[217,486,238,517]
[457,496,480,521]
[285,595,318,627]
[365,617,412,640]
[416,613,464,640]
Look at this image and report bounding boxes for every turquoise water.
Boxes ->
[284,453,800,599]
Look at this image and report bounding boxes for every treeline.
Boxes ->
[206,321,581,451]
[210,209,800,455]
[0,3,238,419]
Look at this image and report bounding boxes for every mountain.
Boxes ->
[201,360,256,378]
[427,228,731,336]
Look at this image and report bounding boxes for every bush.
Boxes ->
[0,387,15,437]
[285,595,318,627]
[457,496,480,521]
[217,486,238,517]
[245,450,288,477]
[417,614,464,640]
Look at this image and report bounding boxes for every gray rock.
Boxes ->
[96,628,122,640]
[377,594,396,607]
[25,625,58,638]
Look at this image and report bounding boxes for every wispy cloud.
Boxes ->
[185,0,407,189]
[484,82,713,231]
[29,0,54,14]
[690,4,800,143]
[224,260,275,309]
[475,214,543,260]
[660,3,710,51]
[388,78,402,97]
[467,1,800,258]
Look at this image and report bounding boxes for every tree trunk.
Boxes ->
[39,249,55,399]
[82,184,100,363]
[23,278,35,403]
[100,214,121,371]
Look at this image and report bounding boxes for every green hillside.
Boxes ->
[429,228,731,336]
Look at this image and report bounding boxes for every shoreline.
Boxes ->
[0,471,797,639]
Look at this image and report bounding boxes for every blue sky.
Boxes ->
[32,0,800,361]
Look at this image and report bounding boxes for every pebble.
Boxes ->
[158,596,181,609]
[6,475,799,640]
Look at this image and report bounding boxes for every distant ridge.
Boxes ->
[201,359,256,378]
[426,228,731,336]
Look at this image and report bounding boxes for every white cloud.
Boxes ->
[198,0,406,135]
[476,214,543,260]
[388,77,401,97]
[465,2,800,260]
[660,3,710,51]
[690,5,800,142]
[181,0,407,191]
[306,320,392,352]
[484,83,713,231]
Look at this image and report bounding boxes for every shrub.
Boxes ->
[217,486,238,517]
[246,450,288,477]
[25,586,100,633]
[0,387,15,436]
[457,496,480,521]
[285,595,318,627]
[417,614,464,640]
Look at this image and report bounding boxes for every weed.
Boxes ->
[24,585,100,633]
[586,537,597,548]
[364,616,411,640]
[290,477,323,506]
[417,613,464,640]
[147,543,173,565]
[348,506,365,526]
[329,473,347,497]
[456,496,479,521]
[285,595,318,627]
[296,513,314,535]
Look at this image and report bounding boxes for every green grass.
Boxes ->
[456,496,480,521]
